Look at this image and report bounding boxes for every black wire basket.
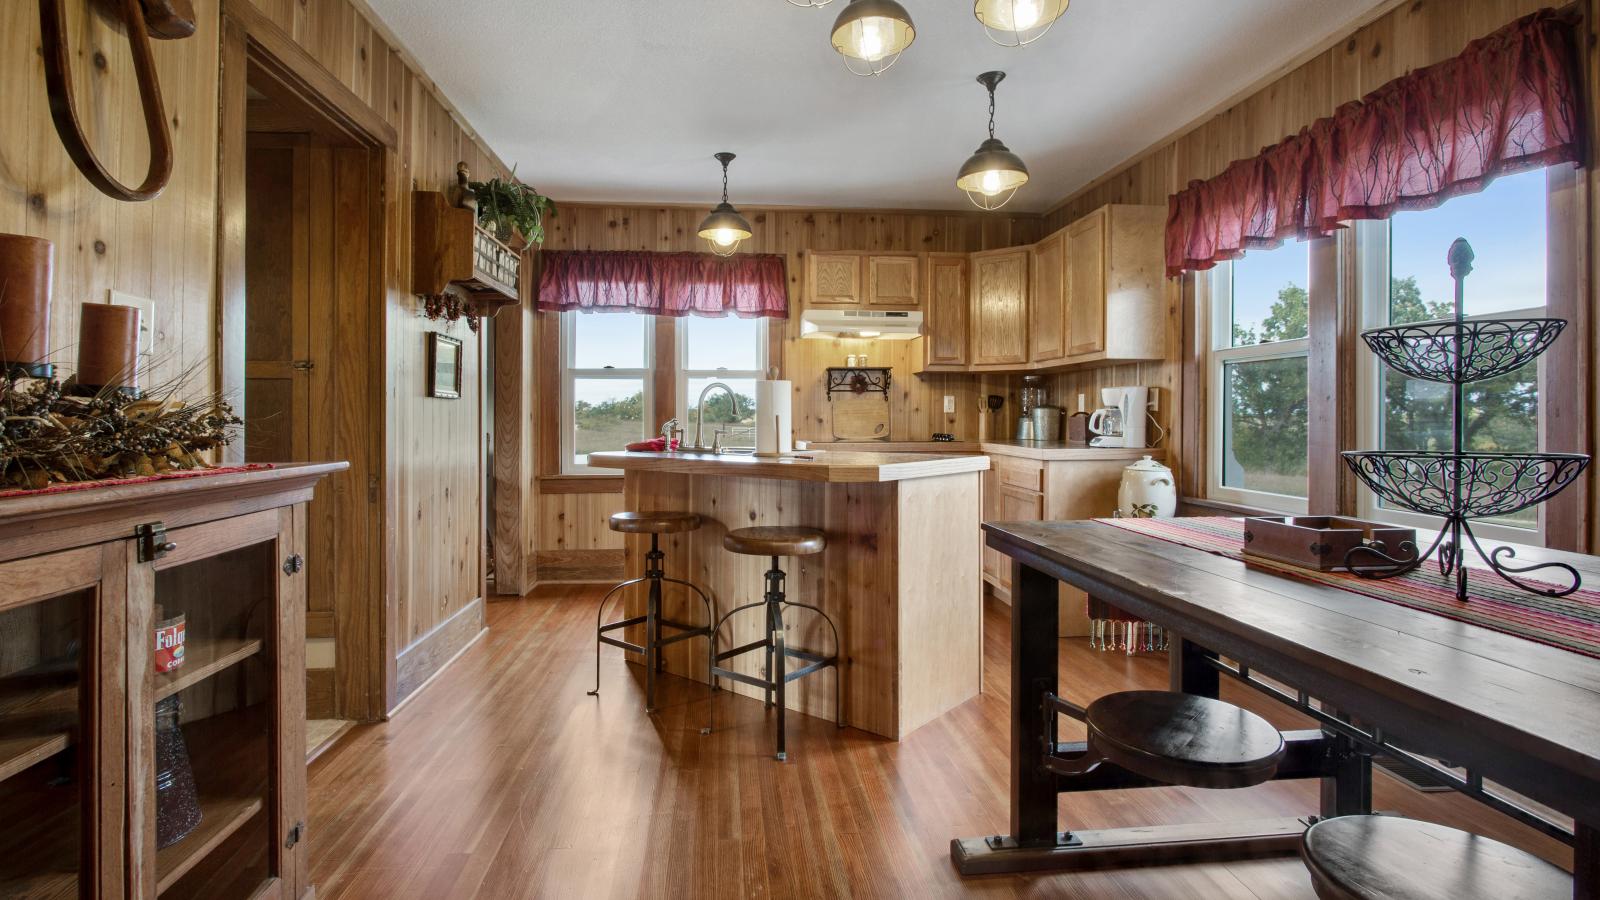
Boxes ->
[1359,317,1566,383]
[1338,238,1589,601]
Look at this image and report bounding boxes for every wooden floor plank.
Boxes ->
[306,584,1574,899]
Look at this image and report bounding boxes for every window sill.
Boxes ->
[1178,495,1283,518]
[538,475,624,494]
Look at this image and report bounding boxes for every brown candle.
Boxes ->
[77,302,141,390]
[0,234,54,376]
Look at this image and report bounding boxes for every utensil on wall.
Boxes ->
[0,234,55,378]
[38,0,198,202]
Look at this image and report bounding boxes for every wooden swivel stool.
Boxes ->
[1053,690,1287,789]
[1300,815,1571,900]
[708,526,840,760]
[588,511,714,716]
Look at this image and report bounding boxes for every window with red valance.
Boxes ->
[536,250,789,319]
[1166,7,1584,277]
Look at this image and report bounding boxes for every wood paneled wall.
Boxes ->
[519,204,1037,580]
[1,0,516,710]
[1031,0,1595,539]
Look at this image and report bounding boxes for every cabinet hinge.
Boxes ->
[368,474,379,503]
[134,521,177,563]
[285,820,305,849]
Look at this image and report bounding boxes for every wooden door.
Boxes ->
[244,135,312,468]
[922,254,969,368]
[805,252,863,305]
[970,248,1028,367]
[866,254,919,307]
[1066,208,1108,359]
[1029,230,1067,364]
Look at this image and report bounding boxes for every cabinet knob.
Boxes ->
[282,554,305,576]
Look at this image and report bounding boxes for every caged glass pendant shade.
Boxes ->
[956,72,1030,210]
[973,0,1069,47]
[698,152,753,257]
[830,0,916,77]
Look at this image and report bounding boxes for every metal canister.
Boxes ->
[1031,406,1063,443]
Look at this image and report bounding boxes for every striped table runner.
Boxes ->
[1095,516,1600,660]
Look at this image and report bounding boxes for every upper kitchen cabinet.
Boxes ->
[804,252,865,306]
[969,247,1029,368]
[866,254,919,307]
[1064,204,1166,364]
[922,253,969,370]
[1028,229,1067,365]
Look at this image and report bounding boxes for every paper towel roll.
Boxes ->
[755,380,792,457]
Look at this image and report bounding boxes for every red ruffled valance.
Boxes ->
[536,250,788,318]
[1166,8,1583,277]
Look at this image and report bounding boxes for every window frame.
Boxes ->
[558,311,655,474]
[1351,219,1546,542]
[674,317,768,449]
[1202,257,1312,514]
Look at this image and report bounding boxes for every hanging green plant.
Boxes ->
[468,167,556,248]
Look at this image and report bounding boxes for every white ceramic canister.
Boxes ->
[1116,455,1176,518]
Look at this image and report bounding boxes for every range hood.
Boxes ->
[799,309,922,340]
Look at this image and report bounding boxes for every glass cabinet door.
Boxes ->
[0,544,122,899]
[132,507,304,900]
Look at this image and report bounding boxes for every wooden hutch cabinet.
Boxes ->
[0,463,343,899]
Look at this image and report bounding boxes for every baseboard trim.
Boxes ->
[536,548,624,583]
[393,597,486,707]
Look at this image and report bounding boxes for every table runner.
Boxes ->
[0,463,276,500]
[1095,516,1600,660]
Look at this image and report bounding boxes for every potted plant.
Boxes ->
[468,167,555,250]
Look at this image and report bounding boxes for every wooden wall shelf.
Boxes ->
[412,191,521,315]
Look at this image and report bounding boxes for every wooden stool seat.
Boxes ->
[1086,691,1285,789]
[609,510,703,535]
[723,526,826,557]
[1301,815,1571,900]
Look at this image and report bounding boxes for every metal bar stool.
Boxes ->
[707,526,840,761]
[587,511,714,717]
[1300,815,1571,900]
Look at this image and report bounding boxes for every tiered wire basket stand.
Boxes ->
[1341,238,1589,601]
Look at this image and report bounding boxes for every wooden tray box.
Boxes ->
[1242,516,1417,571]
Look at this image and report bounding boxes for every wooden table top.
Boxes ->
[984,519,1600,826]
[589,450,990,483]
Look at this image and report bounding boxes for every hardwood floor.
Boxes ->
[306,584,1572,899]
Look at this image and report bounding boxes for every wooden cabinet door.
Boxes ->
[970,248,1029,366]
[922,254,969,368]
[1066,209,1108,359]
[1028,230,1067,364]
[866,254,919,307]
[805,252,864,306]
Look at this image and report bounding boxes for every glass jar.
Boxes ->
[154,695,202,849]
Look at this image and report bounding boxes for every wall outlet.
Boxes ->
[943,395,956,414]
[109,290,156,367]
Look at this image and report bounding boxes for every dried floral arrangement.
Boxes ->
[0,371,242,491]
[421,292,480,333]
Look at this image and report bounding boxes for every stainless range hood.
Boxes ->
[799,309,923,340]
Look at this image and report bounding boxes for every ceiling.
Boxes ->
[365,0,1389,214]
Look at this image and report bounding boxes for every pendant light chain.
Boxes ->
[987,83,997,140]
[721,158,731,204]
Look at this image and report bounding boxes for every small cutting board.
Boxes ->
[831,392,890,442]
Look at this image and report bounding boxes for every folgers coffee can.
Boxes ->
[154,613,186,673]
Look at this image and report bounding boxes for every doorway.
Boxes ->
[233,48,384,754]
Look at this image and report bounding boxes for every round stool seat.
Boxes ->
[1301,816,1571,900]
[608,511,703,535]
[723,526,826,557]
[1086,691,1285,789]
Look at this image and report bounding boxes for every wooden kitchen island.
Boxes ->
[589,450,989,739]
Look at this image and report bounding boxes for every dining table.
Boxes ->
[951,518,1599,899]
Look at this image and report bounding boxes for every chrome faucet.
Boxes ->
[692,382,741,452]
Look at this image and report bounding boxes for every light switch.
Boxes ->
[109,290,156,365]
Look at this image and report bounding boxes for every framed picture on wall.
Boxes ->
[427,332,462,399]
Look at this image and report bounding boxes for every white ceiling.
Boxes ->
[365,0,1388,213]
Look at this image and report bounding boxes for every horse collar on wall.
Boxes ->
[39,0,197,202]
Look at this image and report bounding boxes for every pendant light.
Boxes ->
[830,0,916,77]
[787,0,836,6]
[956,71,1029,210]
[698,152,753,257]
[974,0,1069,47]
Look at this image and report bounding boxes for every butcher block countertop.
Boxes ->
[587,450,990,483]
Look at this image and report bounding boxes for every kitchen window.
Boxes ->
[560,312,654,473]
[677,316,767,449]
[1204,240,1311,512]
[1354,168,1548,538]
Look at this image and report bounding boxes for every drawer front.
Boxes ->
[996,457,1044,493]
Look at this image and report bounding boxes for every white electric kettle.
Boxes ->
[1116,455,1176,518]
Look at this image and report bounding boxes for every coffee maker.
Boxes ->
[1088,386,1150,448]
